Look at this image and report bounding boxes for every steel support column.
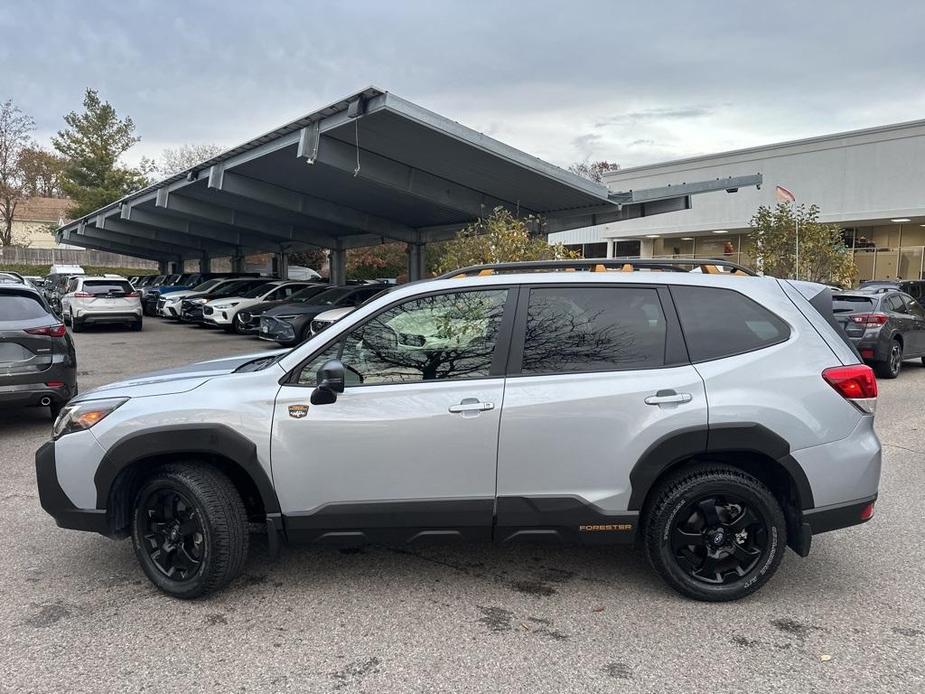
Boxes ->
[200,256,212,273]
[231,251,246,273]
[158,260,169,274]
[407,242,425,282]
[275,251,289,280]
[329,245,346,285]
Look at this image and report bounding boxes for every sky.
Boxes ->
[3,1,925,172]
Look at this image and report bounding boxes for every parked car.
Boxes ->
[233,284,329,335]
[0,272,24,284]
[44,269,86,312]
[858,279,925,300]
[35,259,880,601]
[158,277,251,319]
[308,305,355,337]
[1,283,76,417]
[833,289,925,378]
[179,278,271,324]
[144,273,260,316]
[202,280,317,331]
[60,276,143,332]
[259,283,389,346]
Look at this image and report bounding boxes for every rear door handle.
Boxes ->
[448,398,495,414]
[644,390,692,406]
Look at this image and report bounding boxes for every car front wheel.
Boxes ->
[644,463,786,602]
[131,464,249,599]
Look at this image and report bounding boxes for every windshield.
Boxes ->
[191,278,223,292]
[241,282,278,299]
[214,280,258,297]
[289,285,327,302]
[310,287,356,306]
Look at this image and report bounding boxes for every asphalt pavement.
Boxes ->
[1,318,923,693]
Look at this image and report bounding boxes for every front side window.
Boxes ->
[672,286,790,362]
[297,289,508,386]
[520,286,667,375]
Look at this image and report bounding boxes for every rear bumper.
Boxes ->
[35,441,111,535]
[0,377,75,408]
[803,494,877,535]
[76,311,141,324]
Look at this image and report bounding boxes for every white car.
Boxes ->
[60,276,142,332]
[309,305,355,337]
[202,281,316,332]
[157,278,238,318]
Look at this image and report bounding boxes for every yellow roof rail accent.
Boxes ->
[478,269,494,276]
[702,264,720,274]
[621,263,634,272]
[593,264,607,272]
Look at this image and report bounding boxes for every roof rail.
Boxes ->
[438,257,758,279]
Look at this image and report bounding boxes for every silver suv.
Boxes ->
[35,259,881,601]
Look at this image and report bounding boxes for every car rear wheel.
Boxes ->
[131,319,143,331]
[131,464,249,599]
[875,339,902,379]
[71,317,83,332]
[63,310,71,326]
[644,463,786,602]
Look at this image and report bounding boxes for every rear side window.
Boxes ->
[520,287,667,374]
[0,293,49,320]
[671,286,789,362]
[885,295,906,313]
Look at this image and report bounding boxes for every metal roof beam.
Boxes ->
[541,198,692,235]
[609,174,763,204]
[78,223,202,258]
[302,132,526,219]
[208,167,420,243]
[119,204,288,250]
[61,229,176,262]
[98,216,240,255]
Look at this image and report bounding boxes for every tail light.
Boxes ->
[822,364,877,414]
[25,324,67,337]
[46,381,65,388]
[850,313,889,328]
[127,291,140,298]
[73,291,93,298]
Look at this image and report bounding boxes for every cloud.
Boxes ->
[4,0,924,171]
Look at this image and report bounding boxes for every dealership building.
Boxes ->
[551,119,925,282]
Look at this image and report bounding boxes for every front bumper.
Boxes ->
[35,441,110,535]
[180,306,205,322]
[258,316,297,343]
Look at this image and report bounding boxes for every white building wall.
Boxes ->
[550,119,925,244]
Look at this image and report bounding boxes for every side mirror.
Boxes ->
[310,359,346,405]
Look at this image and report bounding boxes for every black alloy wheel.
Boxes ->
[875,339,902,379]
[669,494,766,585]
[645,464,786,602]
[139,488,205,581]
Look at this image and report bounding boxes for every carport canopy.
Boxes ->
[56,87,761,282]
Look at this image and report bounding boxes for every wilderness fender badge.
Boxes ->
[288,404,309,419]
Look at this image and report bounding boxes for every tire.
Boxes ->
[49,401,63,419]
[233,315,248,335]
[131,319,143,332]
[644,463,787,602]
[71,318,83,333]
[63,311,71,326]
[874,339,902,379]
[131,464,249,599]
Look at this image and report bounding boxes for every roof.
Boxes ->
[15,197,71,223]
[56,87,759,264]
[606,117,925,179]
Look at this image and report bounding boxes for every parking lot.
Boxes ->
[1,318,923,693]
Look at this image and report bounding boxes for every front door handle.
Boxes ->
[644,390,692,406]
[448,398,495,415]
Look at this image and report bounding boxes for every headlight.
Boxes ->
[189,298,206,305]
[213,302,238,309]
[53,397,128,440]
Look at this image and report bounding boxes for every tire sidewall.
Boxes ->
[652,476,785,601]
[131,476,214,599]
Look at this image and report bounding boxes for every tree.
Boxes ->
[52,89,149,218]
[435,207,577,274]
[568,160,621,183]
[347,242,408,280]
[19,147,66,197]
[750,203,855,286]
[0,100,35,246]
[157,143,224,176]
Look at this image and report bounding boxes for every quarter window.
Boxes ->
[520,287,667,375]
[297,289,508,386]
[671,286,790,362]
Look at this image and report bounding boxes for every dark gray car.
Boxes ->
[0,284,77,417]
[833,289,925,378]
